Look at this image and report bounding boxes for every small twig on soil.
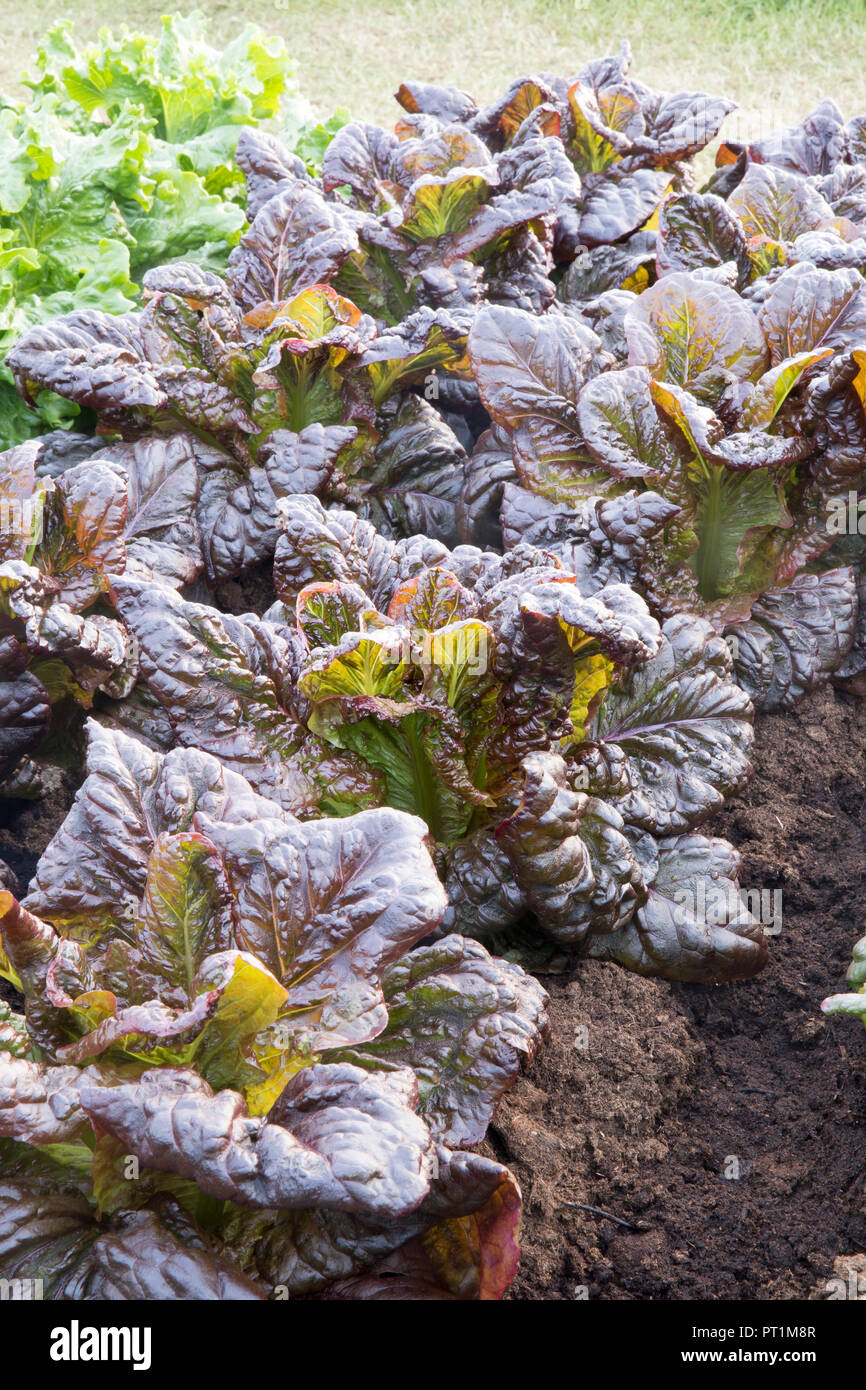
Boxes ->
[737,1086,775,1097]
[563,1202,637,1230]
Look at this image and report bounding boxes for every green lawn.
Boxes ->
[1,0,865,139]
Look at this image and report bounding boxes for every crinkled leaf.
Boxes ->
[320,121,400,209]
[273,494,449,609]
[24,722,286,937]
[758,263,866,362]
[331,936,548,1147]
[110,577,323,813]
[94,434,203,588]
[396,81,478,125]
[357,307,471,407]
[559,233,656,301]
[231,1143,519,1300]
[56,1208,266,1301]
[34,461,127,610]
[625,270,768,395]
[7,311,164,424]
[577,364,685,480]
[0,1048,96,1145]
[500,486,680,595]
[227,183,359,310]
[80,1063,435,1217]
[469,303,598,429]
[467,304,601,496]
[495,752,645,945]
[131,831,235,1000]
[728,568,857,710]
[579,166,671,247]
[260,422,356,499]
[727,164,835,244]
[0,1178,264,1299]
[0,638,50,780]
[195,802,447,1048]
[235,126,312,220]
[635,90,734,165]
[738,349,833,429]
[589,834,768,983]
[441,832,527,938]
[583,613,753,834]
[196,445,280,585]
[24,606,137,699]
[656,192,751,286]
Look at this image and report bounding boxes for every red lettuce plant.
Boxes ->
[12,43,866,1309]
[501,93,866,709]
[0,430,211,788]
[14,58,863,711]
[106,496,765,985]
[4,42,735,571]
[6,267,473,570]
[467,263,863,711]
[0,720,548,1299]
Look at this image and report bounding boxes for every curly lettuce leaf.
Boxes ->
[625,270,768,398]
[727,568,857,710]
[110,576,378,816]
[30,15,288,143]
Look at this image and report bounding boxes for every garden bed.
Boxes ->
[2,17,866,1306]
[2,682,863,1300]
[495,684,866,1299]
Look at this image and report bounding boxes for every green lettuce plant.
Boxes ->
[823,931,866,1027]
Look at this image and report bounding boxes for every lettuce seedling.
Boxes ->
[822,931,866,1028]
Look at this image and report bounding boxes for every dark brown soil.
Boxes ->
[2,684,865,1300]
[213,568,276,617]
[495,683,866,1300]
[0,773,77,900]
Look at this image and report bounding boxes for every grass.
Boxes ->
[0,0,865,139]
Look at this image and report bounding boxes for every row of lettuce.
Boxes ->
[1,34,866,1298]
[0,11,345,446]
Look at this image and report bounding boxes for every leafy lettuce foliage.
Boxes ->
[110,495,766,984]
[0,431,207,787]
[13,51,865,714]
[470,263,864,710]
[0,720,548,1299]
[12,42,854,1304]
[8,264,472,576]
[0,12,342,447]
[5,41,741,569]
